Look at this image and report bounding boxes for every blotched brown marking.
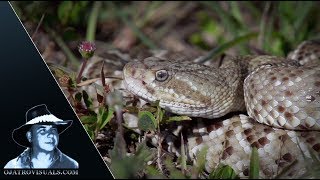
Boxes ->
[285,90,293,97]
[298,124,308,130]
[282,77,289,81]
[282,153,293,162]
[254,109,259,116]
[221,151,228,160]
[296,69,304,74]
[244,129,252,136]
[131,68,136,76]
[206,125,214,132]
[258,137,270,146]
[224,140,231,147]
[226,130,234,137]
[289,73,296,77]
[145,86,155,94]
[278,161,287,167]
[278,105,285,113]
[195,136,203,145]
[284,112,293,120]
[225,146,233,155]
[251,142,262,149]
[214,122,223,129]
[142,80,146,85]
[261,100,267,106]
[264,127,272,134]
[232,120,241,126]
[312,143,320,152]
[306,137,315,144]
[246,135,255,143]
[270,76,277,81]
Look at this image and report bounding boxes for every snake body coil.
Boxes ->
[122,40,320,178]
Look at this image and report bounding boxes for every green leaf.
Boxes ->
[145,166,166,179]
[180,134,187,174]
[124,106,140,113]
[166,116,192,122]
[138,111,157,131]
[155,101,164,124]
[83,124,95,140]
[98,107,114,130]
[249,147,260,179]
[194,146,209,174]
[140,106,157,113]
[209,164,238,179]
[80,115,97,124]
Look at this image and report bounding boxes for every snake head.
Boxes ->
[123,56,243,118]
[123,56,174,103]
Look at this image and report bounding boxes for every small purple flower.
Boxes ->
[78,41,96,59]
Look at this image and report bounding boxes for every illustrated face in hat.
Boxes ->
[26,124,59,152]
[12,104,73,148]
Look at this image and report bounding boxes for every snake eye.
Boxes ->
[155,70,168,82]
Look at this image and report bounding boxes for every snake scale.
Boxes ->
[83,40,320,178]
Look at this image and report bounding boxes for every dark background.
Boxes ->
[0,2,113,179]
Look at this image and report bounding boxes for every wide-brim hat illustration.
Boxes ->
[12,104,73,148]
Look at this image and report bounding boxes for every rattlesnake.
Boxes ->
[120,40,320,178]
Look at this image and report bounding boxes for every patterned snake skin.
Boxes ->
[121,40,320,178]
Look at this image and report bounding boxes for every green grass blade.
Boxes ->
[86,1,101,42]
[249,147,259,179]
[198,32,258,64]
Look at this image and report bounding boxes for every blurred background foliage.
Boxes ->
[11,1,320,68]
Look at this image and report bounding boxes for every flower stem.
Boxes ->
[76,59,88,84]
